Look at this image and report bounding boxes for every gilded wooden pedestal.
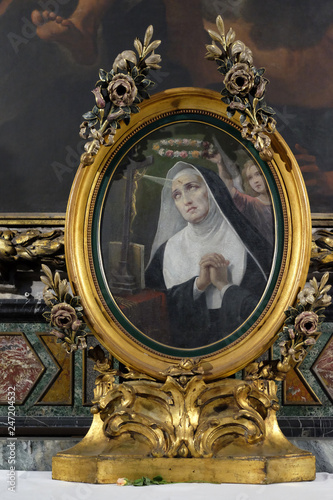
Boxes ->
[52,363,315,484]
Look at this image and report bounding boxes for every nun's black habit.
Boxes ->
[145,162,273,349]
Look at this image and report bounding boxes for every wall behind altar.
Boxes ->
[2,0,333,213]
[0,0,333,470]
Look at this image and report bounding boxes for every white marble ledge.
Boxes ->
[1,471,333,500]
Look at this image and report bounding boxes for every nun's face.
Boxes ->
[172,171,209,223]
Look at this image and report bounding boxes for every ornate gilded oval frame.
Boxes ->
[65,87,311,380]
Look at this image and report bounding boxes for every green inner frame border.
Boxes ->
[92,111,284,358]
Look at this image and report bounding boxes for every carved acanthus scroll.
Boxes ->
[88,349,278,459]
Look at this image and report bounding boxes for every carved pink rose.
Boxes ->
[108,73,137,107]
[224,62,255,96]
[294,311,318,335]
[51,303,77,330]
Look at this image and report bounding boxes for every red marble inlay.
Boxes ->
[0,334,44,404]
[284,367,320,405]
[312,337,333,401]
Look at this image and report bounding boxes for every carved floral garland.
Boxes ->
[80,25,161,167]
[41,264,87,353]
[205,16,276,161]
[152,139,215,159]
[246,272,332,380]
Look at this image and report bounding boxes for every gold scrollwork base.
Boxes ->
[52,367,315,484]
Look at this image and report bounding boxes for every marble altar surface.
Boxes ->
[1,471,332,500]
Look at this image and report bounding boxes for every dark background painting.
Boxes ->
[1,0,333,213]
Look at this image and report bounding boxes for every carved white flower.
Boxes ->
[297,285,316,306]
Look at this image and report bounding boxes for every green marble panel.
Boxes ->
[0,322,332,421]
[276,322,333,417]
[0,323,91,417]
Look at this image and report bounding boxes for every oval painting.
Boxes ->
[95,116,282,357]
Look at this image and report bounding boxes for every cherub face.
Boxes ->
[172,171,209,223]
[246,164,267,194]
